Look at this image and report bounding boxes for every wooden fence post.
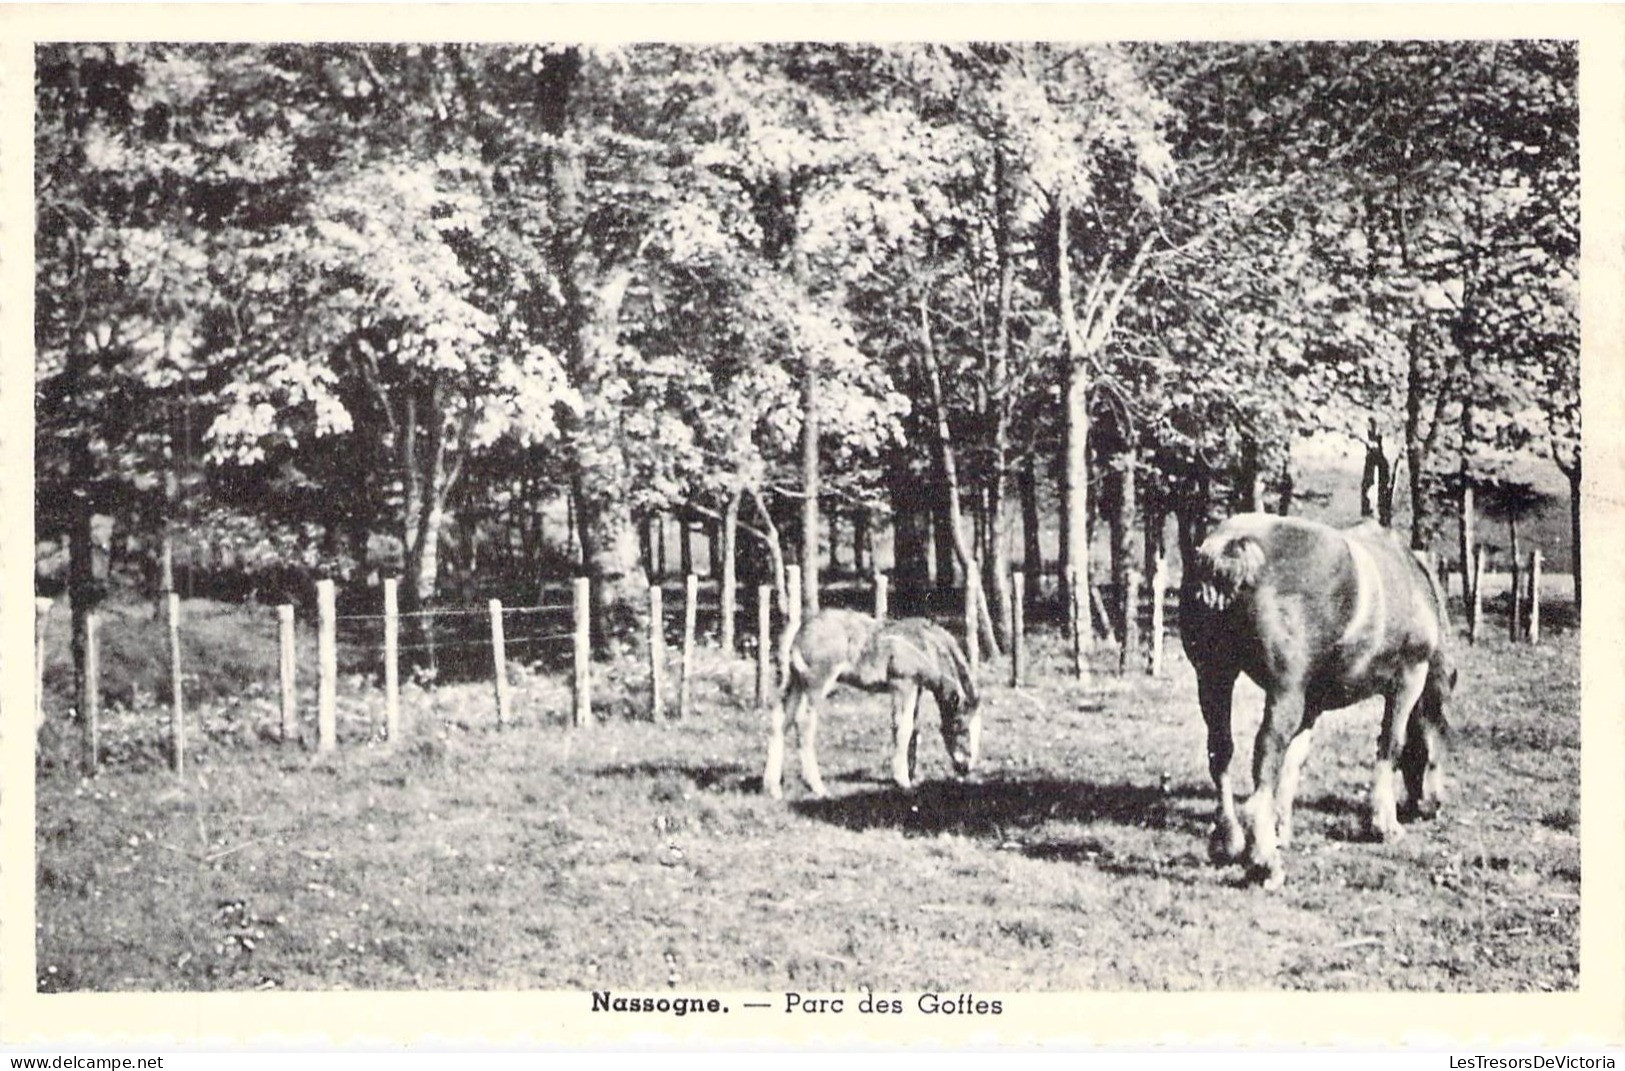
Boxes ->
[649,585,666,720]
[874,571,889,622]
[34,597,52,733]
[383,578,399,741]
[680,574,698,719]
[278,605,296,743]
[1528,549,1543,643]
[167,593,184,773]
[317,579,336,752]
[1120,569,1142,675]
[490,599,510,731]
[1469,545,1485,646]
[83,611,100,776]
[757,584,775,706]
[573,577,591,728]
[1010,570,1026,688]
[1148,555,1167,678]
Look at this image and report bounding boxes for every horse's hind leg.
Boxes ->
[890,682,919,790]
[796,670,844,799]
[1197,668,1245,865]
[1371,662,1429,841]
[763,685,799,799]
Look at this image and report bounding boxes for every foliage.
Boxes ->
[36,42,1578,601]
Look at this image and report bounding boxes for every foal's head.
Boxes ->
[935,674,982,777]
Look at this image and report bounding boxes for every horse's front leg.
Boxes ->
[1371,662,1429,841]
[1274,717,1318,849]
[1243,684,1305,889]
[890,682,919,790]
[1197,668,1244,864]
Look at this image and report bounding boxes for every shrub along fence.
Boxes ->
[37,546,1552,777]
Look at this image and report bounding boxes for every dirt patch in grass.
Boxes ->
[36,619,1578,992]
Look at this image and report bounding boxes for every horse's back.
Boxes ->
[1183,514,1446,701]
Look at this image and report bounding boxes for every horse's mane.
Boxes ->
[880,620,978,715]
[1189,528,1269,610]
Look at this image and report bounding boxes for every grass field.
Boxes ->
[35,594,1579,994]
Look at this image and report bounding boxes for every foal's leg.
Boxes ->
[763,685,796,800]
[1371,661,1429,841]
[796,669,844,798]
[890,681,919,790]
[1242,684,1305,889]
[1197,668,1245,864]
[1274,715,1318,848]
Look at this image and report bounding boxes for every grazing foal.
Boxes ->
[1181,514,1455,888]
[763,609,981,800]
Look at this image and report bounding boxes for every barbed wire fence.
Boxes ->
[37,541,1552,777]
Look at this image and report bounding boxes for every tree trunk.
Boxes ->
[721,490,740,653]
[853,509,868,575]
[1237,435,1265,513]
[931,496,955,588]
[1361,418,1395,525]
[1055,195,1091,673]
[1458,476,1476,609]
[749,487,788,612]
[1565,459,1581,616]
[984,148,1016,648]
[1112,451,1139,643]
[1403,320,1447,554]
[890,471,927,590]
[544,48,649,651]
[1020,452,1043,613]
[69,438,96,728]
[1508,512,1522,641]
[1277,445,1296,517]
[801,342,821,617]
[919,290,999,655]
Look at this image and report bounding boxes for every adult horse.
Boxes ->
[1180,514,1455,889]
[763,609,981,800]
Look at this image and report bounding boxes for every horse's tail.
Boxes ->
[1188,529,1267,610]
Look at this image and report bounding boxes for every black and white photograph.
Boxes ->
[5,4,1622,1051]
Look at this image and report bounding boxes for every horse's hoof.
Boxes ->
[765,784,783,801]
[1368,816,1406,843]
[1253,864,1287,891]
[1208,827,1245,865]
[1410,798,1441,822]
[1244,854,1286,889]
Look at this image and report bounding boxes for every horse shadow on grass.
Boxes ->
[790,776,1216,879]
[594,758,759,794]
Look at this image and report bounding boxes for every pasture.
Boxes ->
[35,607,1578,993]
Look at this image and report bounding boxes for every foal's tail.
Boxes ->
[1188,530,1267,611]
